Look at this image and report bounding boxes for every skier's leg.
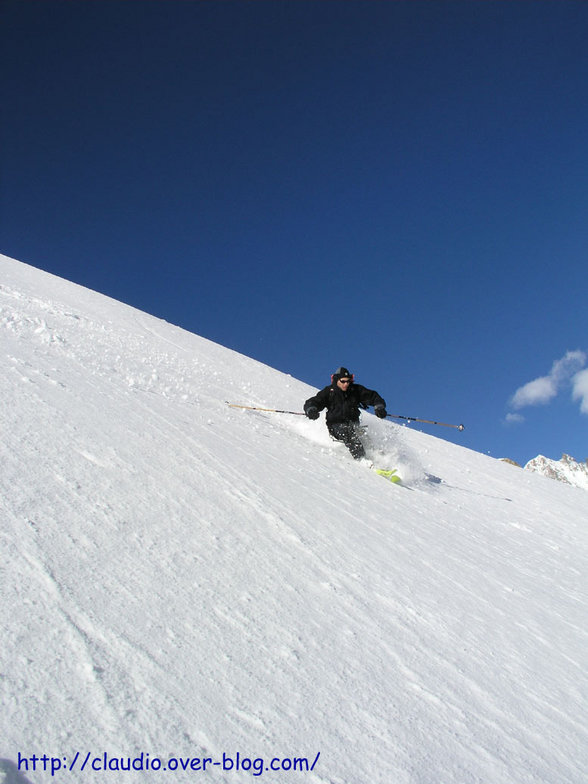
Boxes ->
[328,422,365,460]
[346,424,366,459]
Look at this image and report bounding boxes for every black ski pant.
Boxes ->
[327,421,365,460]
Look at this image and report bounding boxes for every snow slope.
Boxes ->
[1,254,587,784]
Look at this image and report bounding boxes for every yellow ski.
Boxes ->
[374,468,401,484]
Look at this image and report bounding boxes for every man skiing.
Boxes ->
[303,367,387,459]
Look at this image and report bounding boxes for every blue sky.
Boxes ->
[2,0,587,466]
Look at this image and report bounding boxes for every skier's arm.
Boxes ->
[358,386,387,417]
[304,387,330,418]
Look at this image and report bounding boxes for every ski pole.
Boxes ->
[226,402,305,416]
[387,413,465,431]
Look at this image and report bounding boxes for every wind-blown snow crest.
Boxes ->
[1,254,588,784]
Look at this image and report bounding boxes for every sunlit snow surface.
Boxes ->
[1,254,587,784]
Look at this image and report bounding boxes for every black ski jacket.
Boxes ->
[304,383,386,424]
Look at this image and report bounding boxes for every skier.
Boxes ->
[303,367,387,459]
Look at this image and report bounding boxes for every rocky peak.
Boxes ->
[524,453,588,491]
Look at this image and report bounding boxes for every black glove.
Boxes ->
[305,406,319,420]
[374,405,387,419]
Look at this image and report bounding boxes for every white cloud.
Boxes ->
[505,412,525,424]
[511,376,556,409]
[551,350,587,384]
[510,350,587,410]
[572,368,588,414]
